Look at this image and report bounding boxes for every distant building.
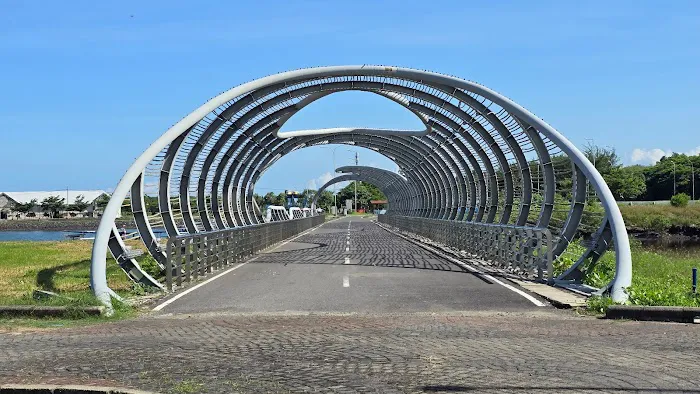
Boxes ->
[0,190,109,220]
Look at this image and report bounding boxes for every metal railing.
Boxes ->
[378,214,553,281]
[164,215,324,291]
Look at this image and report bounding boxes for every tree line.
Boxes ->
[579,144,698,201]
[117,144,698,219]
[13,195,93,218]
[256,182,387,211]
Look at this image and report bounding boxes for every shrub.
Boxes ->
[647,215,672,232]
[138,255,163,279]
[670,193,690,207]
[586,296,614,314]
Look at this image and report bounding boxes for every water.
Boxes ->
[0,231,79,242]
[634,234,700,251]
[0,228,167,242]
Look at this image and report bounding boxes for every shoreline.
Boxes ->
[0,218,133,232]
[1,219,698,246]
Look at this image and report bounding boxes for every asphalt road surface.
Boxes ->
[157,216,543,314]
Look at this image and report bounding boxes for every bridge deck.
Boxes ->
[157,216,542,314]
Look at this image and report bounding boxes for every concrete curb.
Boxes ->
[605,305,700,323]
[0,385,153,393]
[0,305,104,318]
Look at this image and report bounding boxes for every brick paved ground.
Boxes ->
[1,312,699,393]
[1,217,699,393]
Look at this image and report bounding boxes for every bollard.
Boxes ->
[693,267,697,294]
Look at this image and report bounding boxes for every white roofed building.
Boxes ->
[0,190,110,220]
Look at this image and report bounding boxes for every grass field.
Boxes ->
[584,241,700,311]
[0,240,133,305]
[619,203,700,231]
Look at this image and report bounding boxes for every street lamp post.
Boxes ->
[692,161,695,201]
[673,161,677,196]
[353,151,358,212]
[585,138,595,197]
[331,146,341,214]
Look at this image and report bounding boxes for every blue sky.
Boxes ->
[1,0,698,193]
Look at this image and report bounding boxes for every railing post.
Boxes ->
[165,237,173,292]
[545,229,554,284]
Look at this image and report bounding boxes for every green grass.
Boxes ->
[0,298,136,329]
[0,240,139,327]
[618,203,700,231]
[582,241,700,310]
[0,240,133,300]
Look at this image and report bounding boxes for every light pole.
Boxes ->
[672,161,677,196]
[331,146,342,214]
[354,151,358,211]
[346,149,359,212]
[585,138,595,196]
[691,161,695,200]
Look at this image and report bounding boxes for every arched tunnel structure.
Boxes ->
[91,65,632,308]
[310,166,413,213]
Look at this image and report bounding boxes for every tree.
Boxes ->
[316,190,334,210]
[14,199,37,215]
[253,193,263,207]
[275,192,287,207]
[364,183,387,202]
[298,189,317,207]
[143,195,160,215]
[94,194,110,209]
[66,195,89,212]
[584,143,620,178]
[643,154,697,200]
[336,181,377,210]
[40,196,65,218]
[262,192,277,206]
[606,166,647,201]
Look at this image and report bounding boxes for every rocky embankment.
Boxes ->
[0,218,133,231]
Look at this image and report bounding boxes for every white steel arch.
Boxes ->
[91,66,631,310]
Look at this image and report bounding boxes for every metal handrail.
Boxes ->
[164,215,324,291]
[378,214,553,281]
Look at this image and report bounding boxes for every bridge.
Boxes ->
[90,65,631,312]
[6,65,700,393]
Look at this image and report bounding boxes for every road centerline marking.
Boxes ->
[343,275,350,287]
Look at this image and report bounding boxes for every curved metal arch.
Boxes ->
[335,166,415,211]
[310,168,411,213]
[241,134,440,220]
[216,84,474,224]
[189,86,430,229]
[92,66,632,310]
[224,124,444,224]
[242,133,453,218]
[195,80,501,228]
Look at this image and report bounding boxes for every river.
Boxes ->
[0,228,167,242]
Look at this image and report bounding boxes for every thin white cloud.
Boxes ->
[306,171,335,190]
[319,172,334,185]
[306,179,318,190]
[631,146,700,164]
